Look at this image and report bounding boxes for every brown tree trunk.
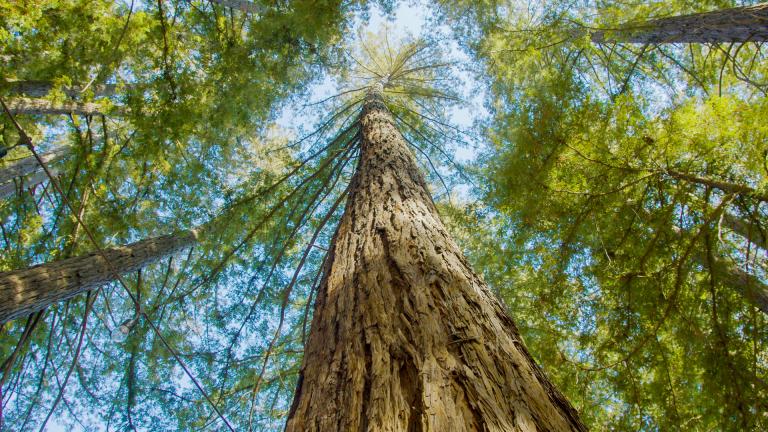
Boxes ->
[0,145,71,186]
[2,97,123,116]
[2,80,119,98]
[285,91,585,431]
[592,3,768,43]
[0,230,198,324]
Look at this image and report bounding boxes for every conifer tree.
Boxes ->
[285,40,584,432]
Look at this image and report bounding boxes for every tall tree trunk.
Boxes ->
[0,166,59,199]
[666,169,768,203]
[3,97,123,116]
[687,248,768,315]
[592,3,768,43]
[2,80,119,98]
[0,145,71,186]
[713,258,768,314]
[209,0,263,14]
[285,91,585,431]
[722,212,768,251]
[0,230,198,324]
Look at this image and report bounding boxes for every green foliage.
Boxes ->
[2,0,768,430]
[437,0,768,430]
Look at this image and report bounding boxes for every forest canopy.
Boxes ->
[0,0,766,431]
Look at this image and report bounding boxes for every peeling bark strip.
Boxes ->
[0,231,198,324]
[3,97,123,116]
[286,92,585,431]
[592,3,768,43]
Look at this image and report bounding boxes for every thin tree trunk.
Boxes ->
[592,3,768,43]
[209,0,263,14]
[0,230,198,324]
[0,167,59,199]
[2,80,119,98]
[286,91,585,431]
[0,146,71,185]
[2,97,123,116]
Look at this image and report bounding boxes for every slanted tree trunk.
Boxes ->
[2,80,119,98]
[723,212,768,251]
[712,258,768,314]
[0,230,198,324]
[285,91,585,431]
[0,145,71,185]
[0,166,59,199]
[665,169,768,203]
[592,3,768,43]
[3,97,123,116]
[209,0,263,14]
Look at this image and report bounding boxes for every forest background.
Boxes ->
[0,0,766,431]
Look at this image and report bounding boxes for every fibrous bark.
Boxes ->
[592,3,768,43]
[0,230,198,324]
[3,97,123,116]
[286,91,585,431]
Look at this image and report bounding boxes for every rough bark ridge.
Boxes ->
[285,92,585,431]
[592,3,768,43]
[0,230,197,324]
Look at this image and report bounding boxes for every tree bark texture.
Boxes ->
[592,3,768,43]
[0,166,59,199]
[0,230,197,324]
[0,145,70,186]
[2,80,119,98]
[3,97,122,116]
[285,92,585,432]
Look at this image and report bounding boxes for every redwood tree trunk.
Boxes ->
[285,92,585,431]
[3,80,119,98]
[209,0,263,13]
[3,97,121,116]
[592,3,768,43]
[0,166,60,199]
[0,145,70,186]
[0,230,197,324]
